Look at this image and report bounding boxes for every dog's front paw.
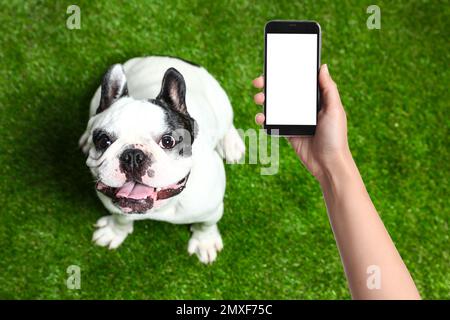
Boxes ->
[188,224,223,264]
[221,126,245,164]
[92,215,133,249]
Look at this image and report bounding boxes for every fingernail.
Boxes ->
[323,64,329,75]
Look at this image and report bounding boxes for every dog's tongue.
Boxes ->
[116,181,156,200]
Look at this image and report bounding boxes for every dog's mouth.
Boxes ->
[95,174,189,214]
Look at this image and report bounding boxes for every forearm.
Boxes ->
[318,152,420,299]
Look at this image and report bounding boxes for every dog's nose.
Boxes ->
[120,148,147,172]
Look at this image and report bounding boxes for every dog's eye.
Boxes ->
[159,135,176,149]
[93,132,112,150]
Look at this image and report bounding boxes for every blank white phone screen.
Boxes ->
[266,33,317,125]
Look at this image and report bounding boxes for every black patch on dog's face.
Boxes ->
[149,67,198,156]
[150,99,197,142]
[92,129,116,153]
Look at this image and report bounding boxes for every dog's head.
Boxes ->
[84,65,197,214]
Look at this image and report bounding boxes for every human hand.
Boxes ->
[253,64,351,181]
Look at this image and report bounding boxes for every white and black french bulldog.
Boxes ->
[79,56,245,263]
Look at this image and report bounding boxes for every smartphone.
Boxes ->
[264,20,321,136]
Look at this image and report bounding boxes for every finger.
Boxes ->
[252,76,264,89]
[254,92,265,105]
[255,113,265,125]
[319,64,341,108]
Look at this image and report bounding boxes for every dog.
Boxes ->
[79,56,245,264]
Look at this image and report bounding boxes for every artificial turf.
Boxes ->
[0,0,448,299]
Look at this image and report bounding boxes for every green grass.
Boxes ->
[0,0,448,299]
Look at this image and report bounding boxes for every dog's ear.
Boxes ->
[97,64,128,114]
[156,68,187,114]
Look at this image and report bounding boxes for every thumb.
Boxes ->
[319,64,341,109]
